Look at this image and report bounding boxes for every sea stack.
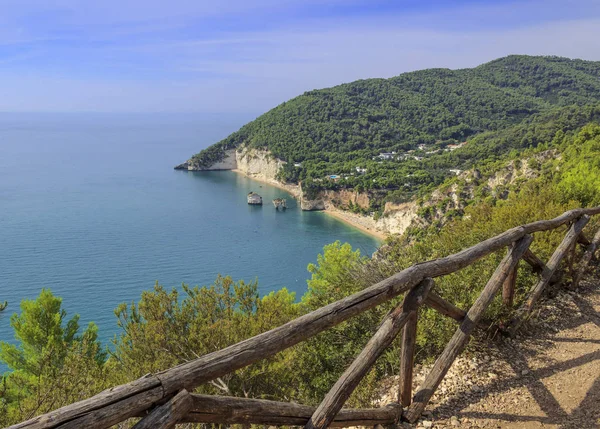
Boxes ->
[247,192,263,205]
[273,198,287,210]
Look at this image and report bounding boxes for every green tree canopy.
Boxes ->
[0,289,106,425]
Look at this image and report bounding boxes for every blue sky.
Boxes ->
[1,0,599,113]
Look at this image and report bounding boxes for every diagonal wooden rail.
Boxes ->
[8,207,600,429]
[404,235,533,422]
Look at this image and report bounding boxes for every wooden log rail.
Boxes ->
[182,394,400,427]
[8,207,600,429]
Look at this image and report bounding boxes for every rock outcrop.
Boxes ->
[176,146,301,197]
[247,192,263,205]
[300,197,326,211]
[300,188,420,237]
[176,149,238,171]
[236,147,285,180]
[375,202,419,235]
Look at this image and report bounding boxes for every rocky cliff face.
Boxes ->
[235,147,285,182]
[175,146,558,239]
[175,149,238,170]
[375,202,419,235]
[300,189,420,236]
[300,189,370,212]
[300,197,326,210]
[324,189,370,208]
[176,146,301,197]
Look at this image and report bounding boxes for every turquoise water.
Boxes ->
[0,113,380,347]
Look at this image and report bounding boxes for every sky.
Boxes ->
[1,0,599,114]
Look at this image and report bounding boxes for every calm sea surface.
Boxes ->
[0,113,380,349]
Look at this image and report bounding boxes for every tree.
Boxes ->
[557,124,600,206]
[0,289,106,426]
[295,242,394,407]
[110,276,301,400]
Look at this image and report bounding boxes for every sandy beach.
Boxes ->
[232,169,387,241]
[322,207,388,241]
[232,169,301,198]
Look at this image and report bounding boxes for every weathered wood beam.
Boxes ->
[509,216,590,333]
[502,265,518,307]
[182,394,400,427]
[567,239,578,281]
[578,233,591,246]
[10,207,600,429]
[404,235,533,423]
[424,292,466,322]
[12,375,164,429]
[572,228,600,289]
[399,311,418,407]
[502,243,518,307]
[522,249,546,274]
[424,293,492,331]
[305,279,434,429]
[132,389,192,429]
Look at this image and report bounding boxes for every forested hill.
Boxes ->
[183,55,600,189]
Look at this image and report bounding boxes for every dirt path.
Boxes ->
[383,263,600,429]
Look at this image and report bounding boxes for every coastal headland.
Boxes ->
[176,147,390,240]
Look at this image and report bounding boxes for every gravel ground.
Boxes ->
[375,262,600,429]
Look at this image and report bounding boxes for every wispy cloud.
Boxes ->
[0,0,599,112]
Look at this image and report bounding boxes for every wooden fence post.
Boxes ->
[404,235,532,423]
[132,389,192,429]
[8,208,600,429]
[502,244,518,307]
[578,233,591,246]
[522,249,546,274]
[424,292,466,322]
[399,311,418,407]
[305,279,434,429]
[572,228,600,289]
[509,216,590,332]
[502,267,517,307]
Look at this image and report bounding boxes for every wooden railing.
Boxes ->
[9,207,600,429]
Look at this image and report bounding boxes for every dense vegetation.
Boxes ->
[3,121,600,426]
[187,55,600,198]
[4,56,600,426]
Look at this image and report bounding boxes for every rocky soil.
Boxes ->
[376,262,600,428]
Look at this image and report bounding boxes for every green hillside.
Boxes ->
[183,55,600,199]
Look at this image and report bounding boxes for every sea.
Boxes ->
[0,113,380,350]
